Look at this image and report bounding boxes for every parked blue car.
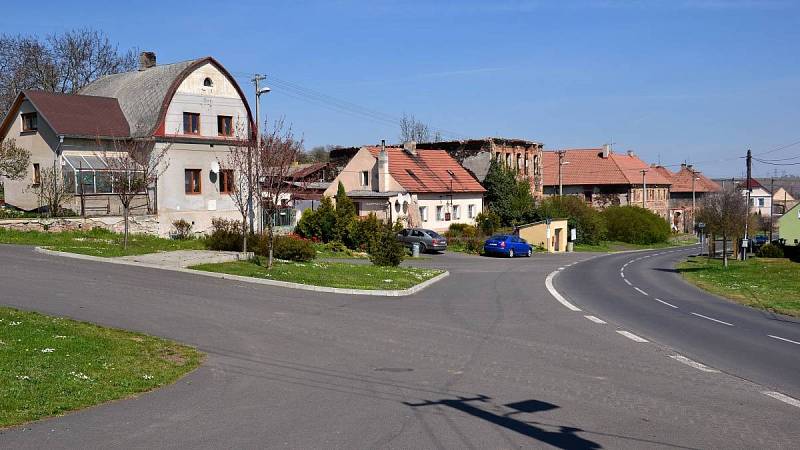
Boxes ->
[483,235,533,257]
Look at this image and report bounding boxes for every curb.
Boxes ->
[34,247,449,297]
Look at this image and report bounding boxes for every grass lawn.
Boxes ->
[311,242,367,260]
[575,234,698,253]
[677,256,800,317]
[191,257,444,290]
[0,307,202,428]
[0,228,205,257]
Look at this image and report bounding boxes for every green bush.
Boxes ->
[206,218,244,251]
[476,210,501,236]
[535,196,606,245]
[602,206,670,245]
[348,213,383,251]
[446,223,470,237]
[482,161,535,225]
[334,182,357,244]
[368,224,405,266]
[171,219,192,240]
[757,243,784,258]
[296,197,337,242]
[257,235,316,262]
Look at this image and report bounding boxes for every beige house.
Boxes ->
[517,219,569,253]
[324,142,486,232]
[0,52,253,235]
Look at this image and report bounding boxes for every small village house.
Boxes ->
[0,52,253,235]
[778,202,800,246]
[651,164,720,233]
[772,187,797,215]
[739,179,772,217]
[325,141,485,231]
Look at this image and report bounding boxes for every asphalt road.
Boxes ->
[1,245,798,449]
[555,245,800,399]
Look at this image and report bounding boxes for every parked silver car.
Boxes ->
[396,228,447,253]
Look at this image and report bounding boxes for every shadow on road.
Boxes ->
[405,395,601,449]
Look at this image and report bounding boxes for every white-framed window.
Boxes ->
[419,206,428,222]
[436,205,444,221]
[453,204,461,219]
[757,198,765,207]
[468,204,476,218]
[360,170,369,186]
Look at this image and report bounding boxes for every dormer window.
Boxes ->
[203,77,213,87]
[22,113,37,132]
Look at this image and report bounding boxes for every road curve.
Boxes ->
[555,245,800,398]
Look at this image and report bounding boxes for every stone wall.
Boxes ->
[0,215,160,235]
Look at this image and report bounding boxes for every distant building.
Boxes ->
[738,179,772,216]
[772,187,797,215]
[778,202,800,246]
[652,164,720,233]
[541,145,672,219]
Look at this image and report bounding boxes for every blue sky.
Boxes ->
[4,0,799,177]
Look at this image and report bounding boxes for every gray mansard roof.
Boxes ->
[79,59,200,138]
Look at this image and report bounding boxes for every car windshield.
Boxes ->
[423,230,442,238]
[489,235,508,240]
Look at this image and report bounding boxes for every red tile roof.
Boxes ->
[663,165,721,193]
[366,147,485,193]
[542,149,672,186]
[22,90,130,138]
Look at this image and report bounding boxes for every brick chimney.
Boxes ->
[138,52,157,71]
[378,139,389,192]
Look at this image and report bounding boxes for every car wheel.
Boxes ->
[527,248,532,257]
[508,249,514,258]
[419,243,427,254]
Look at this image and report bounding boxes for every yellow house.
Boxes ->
[517,219,569,253]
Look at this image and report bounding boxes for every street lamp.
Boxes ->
[640,169,649,208]
[251,77,270,233]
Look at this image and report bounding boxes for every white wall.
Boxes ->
[412,193,483,232]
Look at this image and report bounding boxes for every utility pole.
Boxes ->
[640,169,648,208]
[769,177,774,242]
[744,149,752,260]
[557,150,567,196]
[690,166,698,234]
[251,74,268,234]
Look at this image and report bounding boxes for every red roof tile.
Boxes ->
[23,90,130,138]
[663,166,721,193]
[366,147,485,193]
[542,149,672,186]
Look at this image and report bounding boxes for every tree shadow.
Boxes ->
[405,395,601,449]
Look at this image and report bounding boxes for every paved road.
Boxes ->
[1,245,798,449]
[555,246,800,400]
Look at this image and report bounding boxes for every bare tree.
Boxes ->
[34,166,73,218]
[99,138,170,249]
[0,138,31,179]
[399,113,441,143]
[260,118,304,268]
[696,185,748,268]
[223,121,260,255]
[298,145,334,163]
[0,28,136,118]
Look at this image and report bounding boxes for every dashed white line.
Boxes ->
[620,272,625,278]
[584,315,607,324]
[634,287,649,296]
[623,279,632,286]
[654,298,678,309]
[545,271,581,312]
[768,335,800,346]
[669,354,720,373]
[691,312,734,327]
[762,391,800,408]
[616,330,649,343]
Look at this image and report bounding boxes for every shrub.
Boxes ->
[602,206,670,245]
[334,182,357,244]
[482,160,535,225]
[445,224,484,254]
[368,223,405,266]
[535,196,606,245]
[323,241,349,254]
[446,223,470,238]
[756,243,784,258]
[172,219,192,240]
[257,234,316,262]
[296,197,337,243]
[476,210,501,236]
[347,213,383,251]
[206,218,244,251]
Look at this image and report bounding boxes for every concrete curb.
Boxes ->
[34,247,449,297]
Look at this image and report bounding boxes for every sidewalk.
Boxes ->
[118,250,241,268]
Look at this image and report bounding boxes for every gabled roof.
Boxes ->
[542,149,672,186]
[739,178,766,191]
[0,90,130,139]
[665,165,721,193]
[366,147,485,193]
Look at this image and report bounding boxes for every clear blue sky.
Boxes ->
[4,0,800,177]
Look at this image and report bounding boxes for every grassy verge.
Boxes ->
[0,228,205,257]
[676,256,800,317]
[311,242,367,260]
[0,307,202,428]
[575,234,698,253]
[191,257,444,290]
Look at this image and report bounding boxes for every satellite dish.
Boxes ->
[210,161,220,174]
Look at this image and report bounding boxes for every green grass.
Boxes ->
[0,228,205,257]
[311,242,367,259]
[574,234,698,253]
[191,257,444,290]
[677,256,800,317]
[0,307,202,428]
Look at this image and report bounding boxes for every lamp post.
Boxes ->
[252,74,269,234]
[640,169,649,208]
[557,150,569,196]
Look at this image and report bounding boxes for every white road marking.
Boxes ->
[620,272,625,278]
[616,330,648,342]
[763,391,800,409]
[634,287,649,296]
[655,298,678,309]
[624,279,632,286]
[584,315,607,324]
[691,312,734,327]
[558,267,564,271]
[545,271,581,312]
[768,335,800,346]
[669,354,720,373]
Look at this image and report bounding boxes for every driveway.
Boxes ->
[1,245,797,448]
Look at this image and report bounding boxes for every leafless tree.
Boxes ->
[696,185,748,268]
[33,166,73,218]
[222,120,260,255]
[0,28,136,118]
[260,118,304,268]
[99,137,170,249]
[399,113,441,143]
[0,138,31,180]
[298,145,335,163]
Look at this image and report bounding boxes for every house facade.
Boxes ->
[541,146,672,219]
[0,52,253,235]
[324,142,485,232]
[739,179,772,216]
[778,202,800,246]
[652,164,720,233]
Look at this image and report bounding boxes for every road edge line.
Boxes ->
[545,270,581,312]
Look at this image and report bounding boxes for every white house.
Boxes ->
[740,179,772,216]
[324,141,486,232]
[0,52,253,235]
